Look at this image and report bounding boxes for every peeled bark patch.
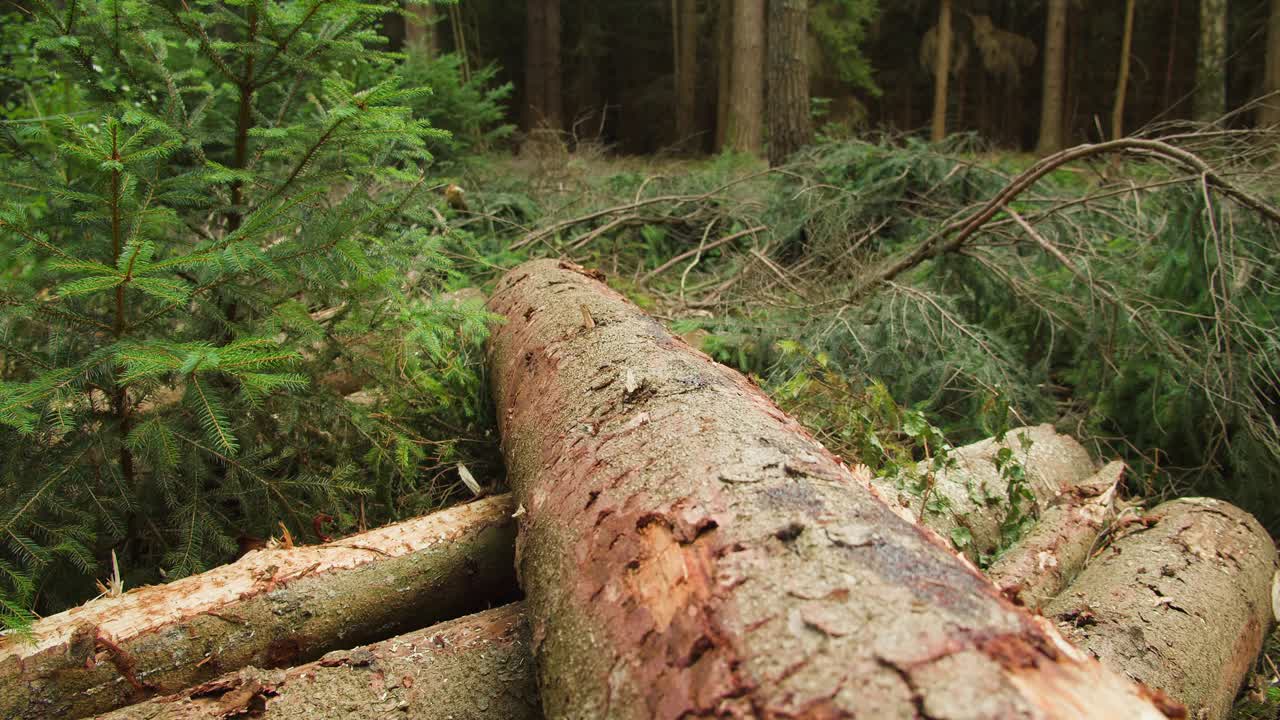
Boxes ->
[97,603,539,720]
[0,495,518,720]
[487,259,1176,720]
[987,461,1123,609]
[1047,497,1278,720]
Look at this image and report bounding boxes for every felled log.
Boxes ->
[487,259,1177,719]
[98,602,540,720]
[987,460,1123,609]
[1046,498,1279,720]
[870,424,1098,560]
[0,495,518,720]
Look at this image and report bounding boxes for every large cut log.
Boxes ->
[487,259,1178,719]
[986,460,1123,609]
[1046,497,1279,720]
[871,424,1098,561]
[0,495,518,720]
[98,602,540,720]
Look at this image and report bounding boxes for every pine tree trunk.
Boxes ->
[486,259,1179,720]
[1195,0,1228,122]
[1261,0,1280,128]
[766,0,811,165]
[1112,0,1137,139]
[726,0,765,155]
[1037,0,1069,153]
[931,0,953,143]
[96,603,541,720]
[674,0,698,148]
[1047,498,1278,720]
[0,496,518,720]
[715,0,733,150]
[404,0,438,58]
[523,0,562,131]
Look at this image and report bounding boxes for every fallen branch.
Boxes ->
[97,603,540,720]
[487,259,1178,719]
[0,495,519,720]
[1047,497,1278,720]
[638,225,766,287]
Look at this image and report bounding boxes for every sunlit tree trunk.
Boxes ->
[1112,0,1136,139]
[1036,0,1069,153]
[1194,0,1228,122]
[1261,0,1280,128]
[726,0,765,155]
[767,0,811,164]
[674,0,698,147]
[404,1,438,58]
[523,0,562,131]
[930,0,953,143]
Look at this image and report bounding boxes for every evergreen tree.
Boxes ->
[0,0,492,630]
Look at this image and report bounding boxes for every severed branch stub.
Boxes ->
[487,258,1180,719]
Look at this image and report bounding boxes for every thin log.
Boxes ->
[487,259,1178,719]
[1046,498,1279,720]
[0,496,519,720]
[870,424,1099,561]
[97,603,540,720]
[986,461,1123,609]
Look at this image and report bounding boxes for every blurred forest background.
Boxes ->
[1,6,1279,709]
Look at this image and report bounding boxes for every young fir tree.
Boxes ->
[0,0,493,631]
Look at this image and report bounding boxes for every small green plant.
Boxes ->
[0,0,492,628]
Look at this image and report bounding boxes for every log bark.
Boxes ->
[986,461,1123,610]
[486,259,1178,720]
[871,424,1098,561]
[0,496,518,720]
[97,603,540,720]
[1046,498,1279,720]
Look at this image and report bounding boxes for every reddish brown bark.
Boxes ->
[97,603,540,720]
[1047,498,1278,720]
[486,259,1178,720]
[0,496,518,720]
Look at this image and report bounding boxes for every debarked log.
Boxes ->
[97,602,540,720]
[0,495,519,720]
[487,259,1180,720]
[1046,497,1279,720]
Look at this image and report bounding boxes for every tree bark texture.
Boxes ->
[404,0,438,58]
[1046,498,1279,720]
[97,603,540,720]
[1195,0,1228,122]
[870,424,1098,563]
[1261,0,1280,128]
[523,0,563,131]
[986,461,1123,610]
[715,0,733,151]
[766,0,811,165]
[486,258,1178,720]
[1036,0,1069,154]
[930,0,953,143]
[726,0,765,156]
[674,0,699,148]
[0,496,518,720]
[1112,0,1136,139]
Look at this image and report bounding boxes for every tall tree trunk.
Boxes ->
[930,0,953,142]
[404,0,437,58]
[1261,0,1280,128]
[1037,0,1069,153]
[674,0,698,148]
[485,259,1179,720]
[1112,0,1137,139]
[523,0,562,131]
[1195,0,1228,122]
[715,0,733,150]
[1163,0,1182,114]
[726,0,765,155]
[766,0,811,164]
